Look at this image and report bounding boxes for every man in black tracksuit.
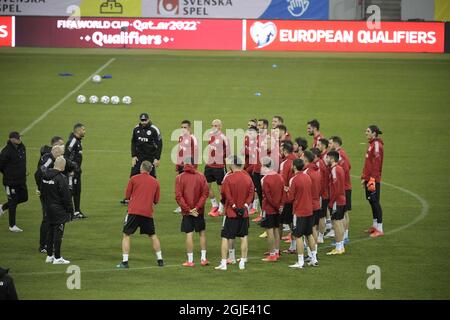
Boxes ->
[0,267,18,300]
[41,157,73,264]
[64,123,86,219]
[35,139,77,253]
[0,132,28,232]
[121,113,162,204]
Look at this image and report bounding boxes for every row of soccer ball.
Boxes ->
[77,95,132,105]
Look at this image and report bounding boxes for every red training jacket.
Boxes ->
[206,130,230,169]
[280,153,297,187]
[361,138,384,183]
[176,133,198,172]
[175,165,209,216]
[304,163,321,211]
[125,172,160,218]
[329,164,346,208]
[221,170,254,218]
[337,147,352,191]
[314,157,329,199]
[261,172,285,215]
[285,172,313,217]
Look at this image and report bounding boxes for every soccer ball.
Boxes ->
[89,95,99,104]
[111,96,120,105]
[92,75,101,83]
[122,96,132,105]
[76,95,86,104]
[101,96,110,104]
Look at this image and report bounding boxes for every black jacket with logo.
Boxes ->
[65,133,83,170]
[34,152,78,191]
[0,267,18,300]
[131,122,163,160]
[41,168,73,224]
[0,140,27,186]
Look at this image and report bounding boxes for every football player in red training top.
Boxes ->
[279,141,298,254]
[284,158,318,268]
[301,150,321,260]
[175,157,210,267]
[215,156,254,271]
[174,120,198,214]
[260,157,285,262]
[205,119,230,217]
[329,136,352,244]
[361,125,384,238]
[117,161,163,268]
[310,147,328,244]
[325,151,346,256]
[307,119,324,149]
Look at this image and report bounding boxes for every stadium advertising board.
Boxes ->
[0,16,14,47]
[13,16,446,53]
[245,20,445,52]
[15,17,242,50]
[0,0,329,20]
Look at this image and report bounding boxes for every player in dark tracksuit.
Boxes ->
[41,158,74,264]
[131,113,163,177]
[64,123,86,219]
[121,113,162,205]
[0,132,28,232]
[35,139,77,253]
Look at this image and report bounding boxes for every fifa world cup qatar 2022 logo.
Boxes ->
[157,0,180,15]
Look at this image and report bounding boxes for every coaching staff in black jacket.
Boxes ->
[41,157,74,265]
[0,132,28,232]
[121,113,162,204]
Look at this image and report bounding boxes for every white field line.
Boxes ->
[20,58,116,136]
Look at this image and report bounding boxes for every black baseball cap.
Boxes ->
[9,131,21,139]
[140,113,149,121]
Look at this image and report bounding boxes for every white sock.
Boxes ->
[289,239,297,251]
[373,219,378,228]
[187,252,193,263]
[156,251,162,260]
[201,250,207,261]
[218,202,224,213]
[228,249,235,260]
[122,254,129,262]
[344,229,349,239]
[377,223,383,232]
[221,259,227,267]
[311,250,317,262]
[211,198,218,207]
[318,232,324,241]
[252,198,259,211]
[297,254,304,265]
[306,245,312,257]
[240,257,247,263]
[337,241,345,250]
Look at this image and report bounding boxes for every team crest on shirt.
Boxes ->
[184,139,189,145]
[215,139,220,145]
[147,130,152,136]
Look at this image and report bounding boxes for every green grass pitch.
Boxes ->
[0,47,449,299]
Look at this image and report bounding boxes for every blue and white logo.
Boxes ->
[250,21,277,48]
[287,0,310,17]
[260,0,329,20]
